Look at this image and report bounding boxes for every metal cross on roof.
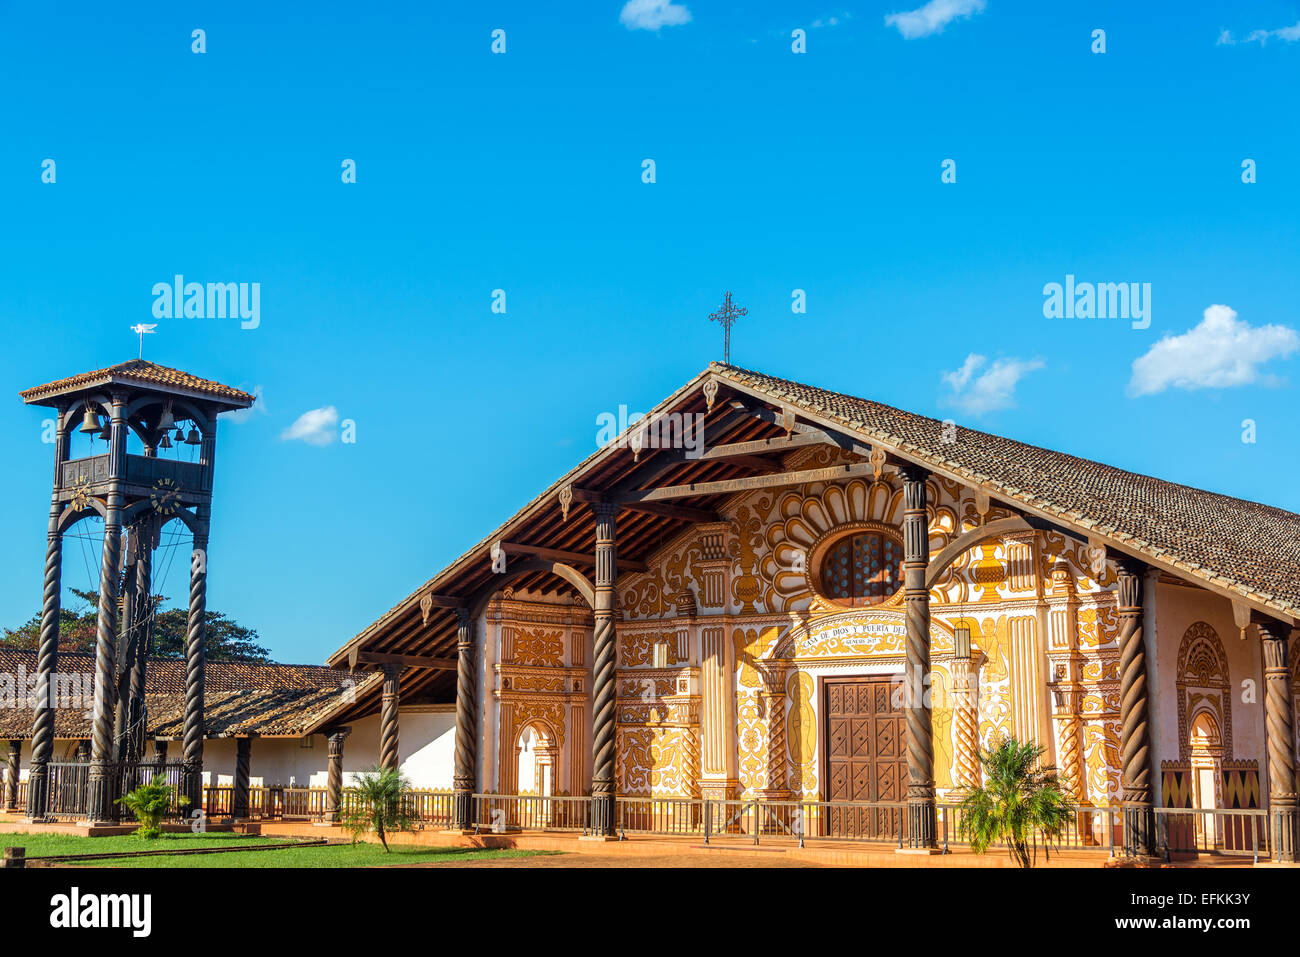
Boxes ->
[708,291,747,365]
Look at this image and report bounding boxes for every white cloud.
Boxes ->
[885,0,986,39]
[812,12,852,29]
[620,0,691,31]
[281,406,339,446]
[1127,305,1298,397]
[226,384,268,424]
[1217,21,1300,45]
[941,353,1043,414]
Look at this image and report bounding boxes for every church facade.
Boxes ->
[319,363,1299,859]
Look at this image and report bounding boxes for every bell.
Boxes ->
[157,404,176,431]
[158,431,173,450]
[174,427,185,444]
[79,408,100,433]
[184,427,201,446]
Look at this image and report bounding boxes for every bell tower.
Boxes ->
[19,359,254,822]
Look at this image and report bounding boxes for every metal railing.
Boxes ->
[202,786,453,824]
[470,793,590,833]
[1155,807,1269,862]
[38,760,189,822]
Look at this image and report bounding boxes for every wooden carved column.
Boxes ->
[28,513,65,819]
[758,669,790,798]
[232,737,252,819]
[27,404,67,820]
[87,393,127,825]
[183,520,210,812]
[183,420,218,812]
[5,741,20,811]
[900,463,936,849]
[1257,616,1297,863]
[452,608,476,829]
[324,727,350,823]
[1046,558,1088,804]
[951,651,980,795]
[379,663,402,771]
[589,502,618,836]
[112,528,140,764]
[127,522,155,760]
[1114,554,1153,857]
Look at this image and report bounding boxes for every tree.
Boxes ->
[116,773,189,839]
[956,736,1074,868]
[1,587,273,662]
[340,767,416,852]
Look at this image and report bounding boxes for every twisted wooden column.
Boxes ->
[379,663,402,771]
[87,395,127,825]
[1058,704,1084,801]
[900,464,936,848]
[952,659,980,793]
[182,525,209,811]
[452,608,476,829]
[127,528,154,760]
[1257,617,1297,863]
[26,507,63,820]
[324,728,350,823]
[5,740,20,811]
[1114,555,1153,857]
[590,502,618,836]
[112,540,139,764]
[232,737,252,818]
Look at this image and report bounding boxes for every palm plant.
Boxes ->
[116,773,188,839]
[340,766,415,852]
[956,736,1073,867]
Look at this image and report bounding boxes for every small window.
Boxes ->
[818,531,902,606]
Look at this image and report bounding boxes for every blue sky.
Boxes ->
[1,1,1298,662]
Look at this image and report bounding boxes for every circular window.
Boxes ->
[816,530,902,607]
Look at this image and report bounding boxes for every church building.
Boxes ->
[321,362,1300,860]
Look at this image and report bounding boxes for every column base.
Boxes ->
[578,834,620,843]
[896,847,944,856]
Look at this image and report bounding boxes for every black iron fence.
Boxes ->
[41,759,190,822]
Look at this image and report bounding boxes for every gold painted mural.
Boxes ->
[479,456,1141,809]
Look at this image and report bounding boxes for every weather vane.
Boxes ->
[708,291,747,365]
[130,323,157,359]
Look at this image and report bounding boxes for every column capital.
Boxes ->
[897,461,930,484]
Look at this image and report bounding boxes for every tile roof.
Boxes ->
[0,650,372,739]
[712,363,1300,619]
[19,360,255,407]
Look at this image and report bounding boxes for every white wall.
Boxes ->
[341,707,456,789]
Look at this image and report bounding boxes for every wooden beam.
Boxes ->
[421,593,464,609]
[619,501,720,523]
[614,462,876,504]
[355,651,458,671]
[496,541,646,573]
[699,431,831,459]
[738,403,873,458]
[605,408,753,497]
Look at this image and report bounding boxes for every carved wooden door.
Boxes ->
[824,677,906,840]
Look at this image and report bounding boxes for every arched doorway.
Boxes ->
[1189,710,1223,846]
[514,722,558,827]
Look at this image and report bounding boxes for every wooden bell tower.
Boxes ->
[18,360,254,823]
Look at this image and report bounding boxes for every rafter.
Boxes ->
[612,462,877,504]
[496,541,645,573]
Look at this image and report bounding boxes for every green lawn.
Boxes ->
[0,831,556,868]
